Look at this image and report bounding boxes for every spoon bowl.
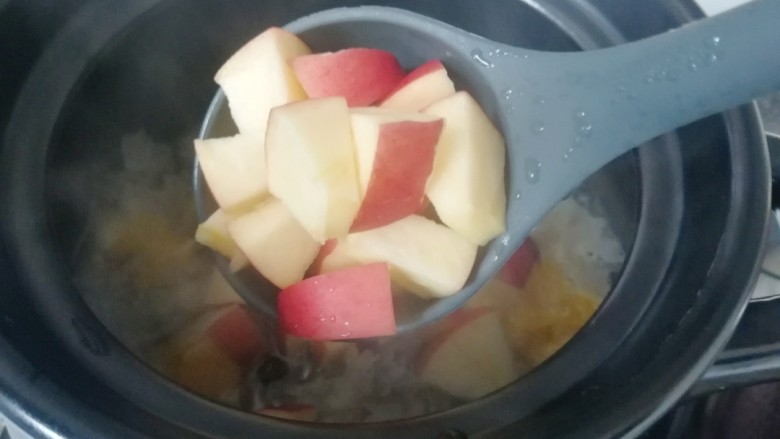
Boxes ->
[196,0,780,332]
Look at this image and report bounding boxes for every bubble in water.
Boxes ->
[513,191,522,200]
[329,315,336,322]
[534,96,546,105]
[688,61,699,71]
[500,235,511,246]
[503,88,513,100]
[574,109,587,119]
[471,49,494,68]
[525,158,541,184]
[531,121,545,135]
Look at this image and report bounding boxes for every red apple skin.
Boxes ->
[206,305,265,364]
[497,238,539,288]
[291,48,405,106]
[350,119,443,232]
[278,263,396,340]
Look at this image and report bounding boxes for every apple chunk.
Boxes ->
[344,215,478,298]
[424,91,507,245]
[498,238,539,288]
[350,108,443,232]
[309,239,360,275]
[266,97,361,242]
[278,263,396,340]
[196,209,237,258]
[206,305,265,364]
[380,60,456,111]
[417,307,518,399]
[162,304,265,400]
[291,48,404,107]
[228,199,320,289]
[195,209,249,272]
[194,135,268,214]
[215,27,310,137]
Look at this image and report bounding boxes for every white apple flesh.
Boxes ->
[343,214,478,298]
[194,135,268,214]
[380,60,456,111]
[309,239,360,275]
[227,198,320,289]
[417,307,518,399]
[195,209,249,272]
[266,97,361,242]
[215,27,311,137]
[424,91,507,245]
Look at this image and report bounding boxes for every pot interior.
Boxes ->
[6,0,709,437]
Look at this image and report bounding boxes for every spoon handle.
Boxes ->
[557,0,780,164]
[462,0,780,260]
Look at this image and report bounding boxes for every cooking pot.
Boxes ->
[1,0,778,438]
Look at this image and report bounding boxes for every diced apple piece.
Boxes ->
[228,199,320,288]
[194,135,268,214]
[206,305,265,364]
[498,238,539,288]
[309,239,360,275]
[266,97,361,241]
[424,91,507,245]
[349,108,443,232]
[259,404,318,422]
[291,48,404,107]
[417,307,518,399]
[195,209,250,272]
[228,251,250,273]
[380,60,456,111]
[162,305,265,399]
[196,210,236,257]
[278,263,396,340]
[344,215,478,298]
[215,27,310,137]
[318,241,360,274]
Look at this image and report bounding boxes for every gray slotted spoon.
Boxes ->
[196,0,780,333]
